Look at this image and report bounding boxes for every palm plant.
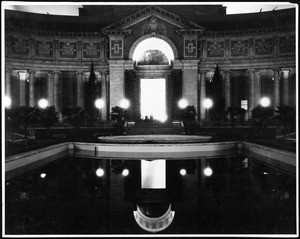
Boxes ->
[39,106,59,135]
[62,107,88,131]
[225,107,246,127]
[250,105,274,128]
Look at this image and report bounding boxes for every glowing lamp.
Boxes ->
[178,99,188,109]
[120,99,130,109]
[4,96,12,108]
[203,167,213,177]
[95,98,105,109]
[180,169,187,176]
[260,97,270,107]
[122,169,129,176]
[203,98,213,109]
[96,168,104,177]
[38,98,48,109]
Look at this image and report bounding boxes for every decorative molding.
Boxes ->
[230,40,249,57]
[102,5,203,31]
[207,41,225,58]
[254,37,274,55]
[140,16,167,36]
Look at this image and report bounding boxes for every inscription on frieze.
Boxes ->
[230,40,249,57]
[83,42,100,58]
[140,16,167,36]
[12,38,29,56]
[110,39,123,58]
[207,41,225,57]
[278,36,295,54]
[59,42,77,58]
[36,40,53,57]
[254,38,274,55]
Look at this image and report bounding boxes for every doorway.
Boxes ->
[140,78,167,122]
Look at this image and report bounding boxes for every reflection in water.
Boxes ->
[5,155,296,234]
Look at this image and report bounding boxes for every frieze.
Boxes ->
[230,40,249,57]
[83,42,100,58]
[11,38,29,56]
[254,38,274,55]
[140,16,167,36]
[207,41,225,57]
[59,42,77,58]
[278,35,295,54]
[35,40,53,58]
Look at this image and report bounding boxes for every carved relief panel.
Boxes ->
[140,16,167,36]
[11,37,30,56]
[35,40,54,58]
[83,42,101,58]
[110,38,123,58]
[184,38,197,58]
[254,37,274,56]
[278,35,295,54]
[230,40,249,57]
[59,41,77,58]
[207,41,225,58]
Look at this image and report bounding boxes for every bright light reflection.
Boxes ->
[141,78,166,122]
[120,99,130,109]
[122,169,129,176]
[141,159,166,189]
[38,98,48,109]
[203,98,213,109]
[204,167,213,177]
[178,99,188,109]
[40,173,46,178]
[132,37,174,64]
[180,169,187,176]
[96,168,104,177]
[4,96,12,108]
[95,98,105,109]
[260,97,270,107]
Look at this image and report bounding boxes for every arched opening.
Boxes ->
[132,37,175,65]
[128,37,177,122]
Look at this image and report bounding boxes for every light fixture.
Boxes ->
[4,96,12,108]
[95,98,105,109]
[178,99,188,109]
[122,169,129,176]
[203,98,213,109]
[40,173,46,178]
[38,98,48,109]
[260,97,270,107]
[180,169,187,176]
[120,99,130,109]
[96,168,104,177]
[203,167,213,177]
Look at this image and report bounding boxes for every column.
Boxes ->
[53,71,60,108]
[18,71,27,107]
[200,71,206,120]
[28,70,35,107]
[47,73,54,106]
[282,69,290,106]
[182,60,199,112]
[273,68,280,109]
[105,72,110,121]
[224,70,231,110]
[248,69,255,118]
[254,70,261,106]
[100,72,107,121]
[108,60,125,109]
[76,72,84,108]
[5,68,12,98]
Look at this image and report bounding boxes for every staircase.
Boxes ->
[126,121,182,135]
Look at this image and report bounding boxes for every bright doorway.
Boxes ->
[140,78,167,122]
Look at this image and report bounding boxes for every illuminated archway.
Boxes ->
[129,35,177,64]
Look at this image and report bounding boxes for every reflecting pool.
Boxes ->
[5,155,296,235]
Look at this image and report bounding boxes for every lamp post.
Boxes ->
[178,99,188,109]
[203,98,213,121]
